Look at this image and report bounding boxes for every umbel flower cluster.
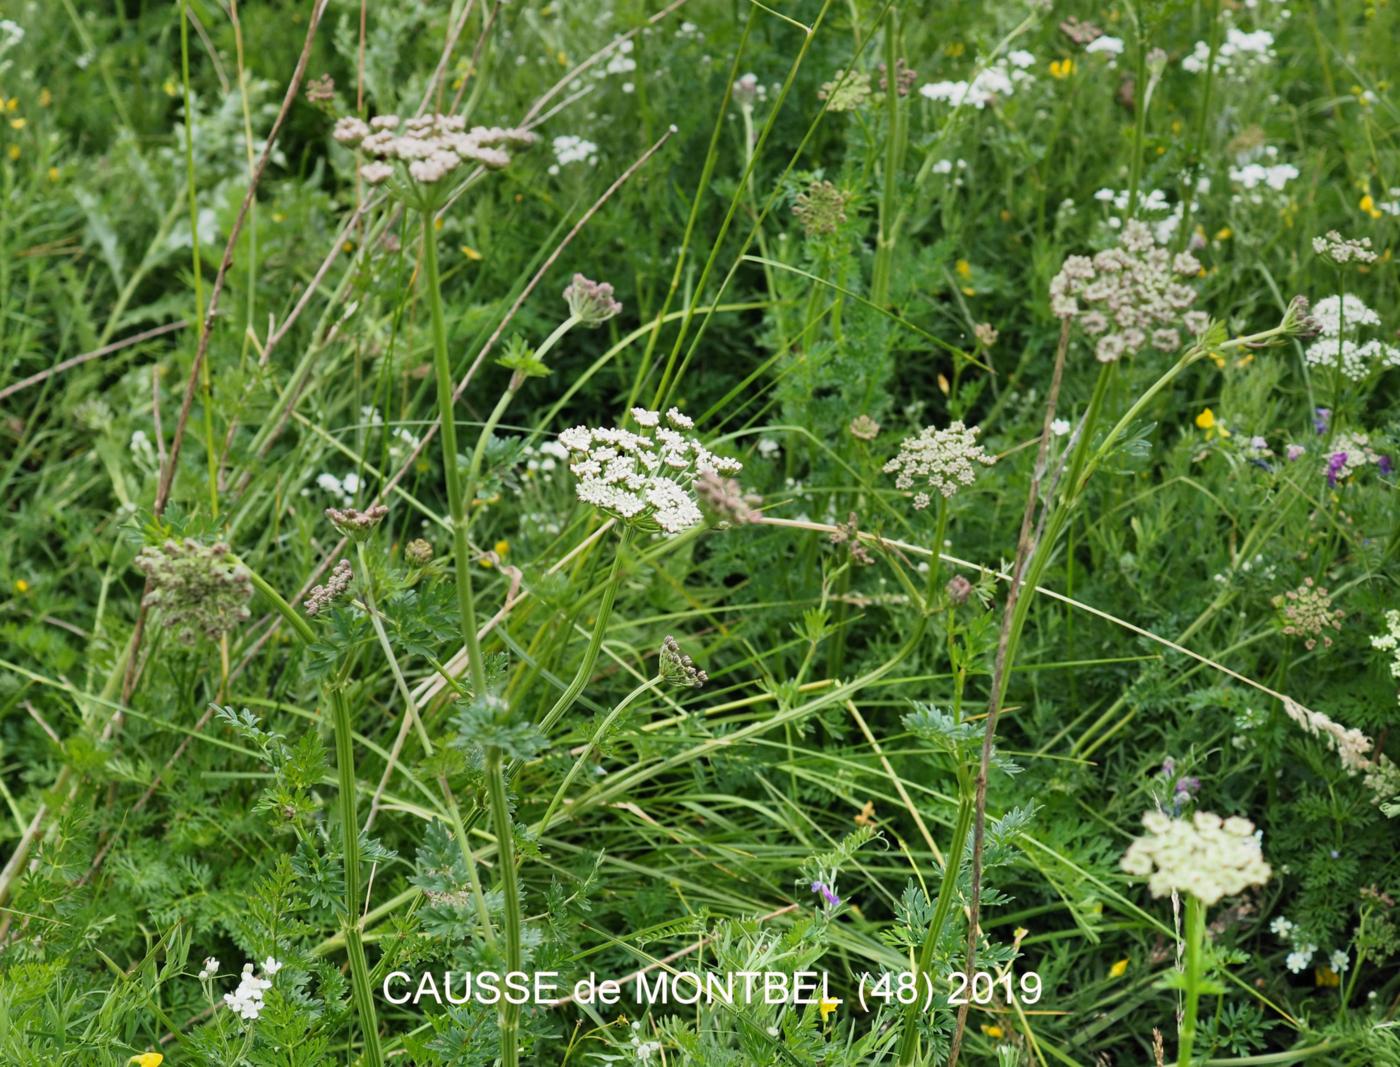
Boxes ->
[134,539,253,646]
[659,635,708,688]
[1120,810,1271,905]
[333,113,536,188]
[884,421,996,508]
[222,958,282,1022]
[1050,219,1207,362]
[1272,578,1344,649]
[560,407,742,534]
[1303,294,1400,382]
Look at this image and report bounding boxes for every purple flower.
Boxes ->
[1326,451,1349,487]
[1380,455,1394,475]
[1160,757,1175,778]
[1286,444,1305,462]
[1313,408,1331,435]
[810,880,841,908]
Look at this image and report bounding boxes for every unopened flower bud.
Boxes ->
[945,574,973,606]
[563,273,623,326]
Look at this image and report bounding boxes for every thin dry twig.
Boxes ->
[0,321,187,404]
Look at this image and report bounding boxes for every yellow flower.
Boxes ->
[854,800,876,827]
[15,579,30,594]
[460,244,483,261]
[271,211,285,223]
[47,166,59,183]
[819,995,840,1021]
[944,41,966,57]
[342,240,355,253]
[999,209,1011,222]
[129,1054,164,1067]
[494,539,509,558]
[39,88,52,107]
[9,117,25,130]
[1360,194,1383,220]
[1109,958,1129,978]
[1049,58,1075,79]
[955,258,972,279]
[6,144,18,161]
[556,50,569,66]
[163,79,178,97]
[1215,226,1232,241]
[5,97,17,112]
[1195,408,1230,439]
[961,286,976,297]
[1170,119,1184,135]
[1315,965,1341,987]
[480,539,510,568]
[981,1024,1004,1039]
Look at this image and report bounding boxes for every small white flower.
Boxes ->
[1050,418,1071,437]
[1285,944,1316,974]
[1269,916,1294,938]
[1329,949,1349,973]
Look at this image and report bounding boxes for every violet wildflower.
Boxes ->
[810,880,841,908]
[1313,408,1331,434]
[1380,455,1394,475]
[1285,443,1306,462]
[1326,452,1348,487]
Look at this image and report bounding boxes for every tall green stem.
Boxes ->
[535,527,632,738]
[1177,895,1206,1067]
[423,207,486,697]
[895,783,974,1066]
[330,684,384,1067]
[536,675,659,832]
[486,747,521,1067]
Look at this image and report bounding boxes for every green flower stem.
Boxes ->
[238,561,316,646]
[922,496,950,612]
[330,683,384,1067]
[535,674,660,833]
[534,526,632,738]
[1177,894,1206,1067]
[895,780,974,1066]
[485,746,521,1067]
[871,8,904,307]
[461,314,578,538]
[355,543,496,950]
[422,206,486,698]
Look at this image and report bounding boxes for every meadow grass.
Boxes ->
[2,1,1399,1065]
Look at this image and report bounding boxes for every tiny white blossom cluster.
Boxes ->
[1050,220,1207,361]
[1181,27,1276,77]
[333,113,536,186]
[197,956,219,980]
[919,50,1035,110]
[1120,810,1271,905]
[1303,295,1400,382]
[560,408,741,534]
[550,134,599,174]
[1269,918,1348,975]
[1373,610,1400,682]
[222,958,283,1022]
[884,421,996,508]
[1228,159,1298,197]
